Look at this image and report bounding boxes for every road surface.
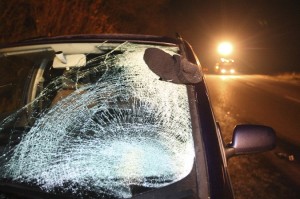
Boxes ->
[205,74,300,192]
[205,74,300,146]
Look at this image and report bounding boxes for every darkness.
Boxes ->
[0,1,299,199]
[0,0,300,74]
[167,0,300,74]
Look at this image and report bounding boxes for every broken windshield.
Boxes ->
[0,42,195,198]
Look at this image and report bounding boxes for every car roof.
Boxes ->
[0,34,180,49]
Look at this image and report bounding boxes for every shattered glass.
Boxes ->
[0,43,195,198]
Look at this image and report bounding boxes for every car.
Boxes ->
[215,58,236,74]
[0,34,276,199]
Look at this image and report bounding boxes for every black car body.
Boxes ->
[0,34,275,199]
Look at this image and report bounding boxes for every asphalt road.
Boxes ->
[205,74,300,146]
[205,74,300,188]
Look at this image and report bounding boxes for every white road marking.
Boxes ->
[0,83,13,88]
[246,82,256,87]
[285,95,300,104]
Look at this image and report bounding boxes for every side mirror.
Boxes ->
[226,124,276,159]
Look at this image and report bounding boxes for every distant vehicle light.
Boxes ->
[218,42,233,56]
[230,69,235,74]
[220,57,234,63]
[221,69,227,74]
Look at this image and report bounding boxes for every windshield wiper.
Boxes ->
[130,174,197,199]
[0,182,61,199]
[0,181,119,199]
[131,187,195,199]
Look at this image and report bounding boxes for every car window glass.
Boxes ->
[0,43,195,198]
[0,56,33,118]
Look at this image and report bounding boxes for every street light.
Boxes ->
[217,42,233,56]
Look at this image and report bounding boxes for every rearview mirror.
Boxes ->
[225,124,276,159]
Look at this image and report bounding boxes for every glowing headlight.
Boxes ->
[218,42,233,56]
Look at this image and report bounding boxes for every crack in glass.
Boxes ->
[0,43,194,198]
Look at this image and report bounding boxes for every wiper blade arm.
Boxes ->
[131,187,195,199]
[0,182,63,199]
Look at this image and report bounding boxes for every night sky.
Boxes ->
[168,0,300,74]
[0,0,299,74]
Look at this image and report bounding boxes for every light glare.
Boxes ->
[218,42,233,56]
